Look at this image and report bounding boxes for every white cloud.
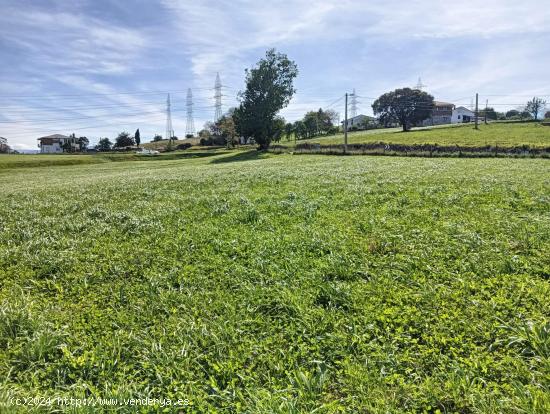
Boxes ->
[1,0,549,147]
[0,8,149,75]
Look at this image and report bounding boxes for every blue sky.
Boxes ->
[1,0,549,149]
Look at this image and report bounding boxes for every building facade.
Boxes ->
[451,106,476,123]
[342,114,374,130]
[37,134,79,153]
[421,101,455,126]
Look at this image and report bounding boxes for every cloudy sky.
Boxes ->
[1,0,549,150]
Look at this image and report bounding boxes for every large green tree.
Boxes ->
[293,120,307,140]
[479,107,498,120]
[372,88,434,131]
[284,123,294,141]
[78,136,89,151]
[114,131,134,148]
[218,113,238,148]
[134,129,141,147]
[234,49,298,149]
[300,108,338,138]
[96,138,112,152]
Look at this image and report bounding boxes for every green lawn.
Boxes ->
[0,152,549,412]
[283,122,550,148]
[0,149,232,170]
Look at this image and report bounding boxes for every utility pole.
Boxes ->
[344,93,348,154]
[485,99,488,125]
[474,93,479,130]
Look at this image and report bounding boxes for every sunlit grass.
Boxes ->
[280,122,550,148]
[0,153,548,412]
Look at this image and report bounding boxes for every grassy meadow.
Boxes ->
[0,151,549,412]
[283,122,550,148]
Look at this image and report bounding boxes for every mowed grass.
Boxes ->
[285,122,550,148]
[0,152,549,413]
[0,149,232,170]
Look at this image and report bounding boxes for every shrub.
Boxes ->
[176,143,192,150]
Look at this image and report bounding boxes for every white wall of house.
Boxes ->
[452,107,476,124]
[41,142,63,153]
[343,115,370,129]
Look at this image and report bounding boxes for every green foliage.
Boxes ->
[284,122,294,141]
[373,88,434,131]
[0,153,549,412]
[77,136,89,151]
[479,106,498,120]
[278,121,550,148]
[152,134,163,142]
[114,131,134,148]
[293,120,307,140]
[294,108,339,140]
[95,137,112,152]
[134,128,140,147]
[234,49,298,149]
[506,109,520,119]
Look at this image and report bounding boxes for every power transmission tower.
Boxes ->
[415,77,427,91]
[350,89,357,118]
[214,72,222,122]
[166,93,174,141]
[186,88,195,137]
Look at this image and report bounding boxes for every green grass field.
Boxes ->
[284,122,550,148]
[0,149,232,170]
[0,152,549,412]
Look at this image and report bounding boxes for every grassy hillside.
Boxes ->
[0,149,231,170]
[0,154,110,170]
[142,137,201,150]
[283,122,550,148]
[0,153,549,412]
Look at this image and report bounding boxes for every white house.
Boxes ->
[451,106,476,124]
[37,134,79,153]
[420,101,455,126]
[342,114,372,130]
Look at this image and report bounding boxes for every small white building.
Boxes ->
[451,106,476,123]
[342,114,372,130]
[37,134,79,153]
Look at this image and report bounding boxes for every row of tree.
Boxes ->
[290,109,339,140]
[94,129,141,151]
[372,90,547,132]
[89,49,549,151]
